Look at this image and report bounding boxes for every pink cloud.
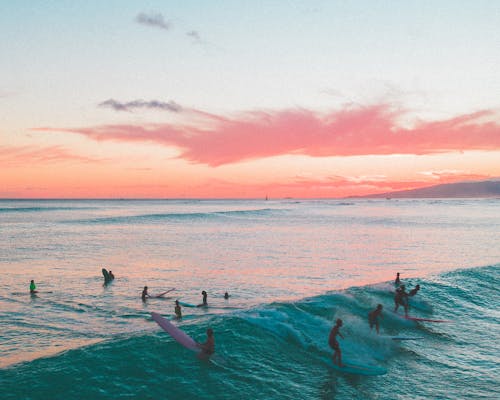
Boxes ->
[35,105,500,166]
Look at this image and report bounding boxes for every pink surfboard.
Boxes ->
[151,312,200,352]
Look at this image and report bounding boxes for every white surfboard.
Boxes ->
[151,312,200,352]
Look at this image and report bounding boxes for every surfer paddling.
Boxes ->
[29,280,38,294]
[198,328,215,357]
[368,304,383,334]
[394,285,409,316]
[174,300,182,319]
[329,319,344,367]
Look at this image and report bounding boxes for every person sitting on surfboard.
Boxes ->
[394,285,409,316]
[368,304,383,334]
[174,300,182,319]
[142,286,149,301]
[408,284,420,297]
[201,290,208,306]
[198,328,215,356]
[29,280,38,294]
[329,319,344,367]
[395,272,401,286]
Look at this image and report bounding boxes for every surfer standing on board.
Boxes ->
[368,304,383,334]
[29,280,38,294]
[198,328,215,356]
[394,285,409,316]
[174,300,182,319]
[329,319,344,367]
[395,272,401,286]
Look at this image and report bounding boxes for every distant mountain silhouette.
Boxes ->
[359,180,500,198]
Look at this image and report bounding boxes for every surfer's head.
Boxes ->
[377,304,383,310]
[175,300,179,305]
[202,290,207,295]
[416,285,420,289]
[336,318,343,326]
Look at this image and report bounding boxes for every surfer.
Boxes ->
[198,328,215,356]
[108,270,115,280]
[368,304,383,334]
[29,280,38,294]
[201,290,208,306]
[395,272,401,286]
[174,300,182,319]
[224,292,229,299]
[408,284,420,297]
[328,319,344,367]
[394,285,409,316]
[142,286,150,301]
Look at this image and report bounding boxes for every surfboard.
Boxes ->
[380,335,424,341]
[151,312,200,352]
[392,312,451,323]
[324,358,387,376]
[178,301,196,308]
[405,316,451,323]
[153,288,175,298]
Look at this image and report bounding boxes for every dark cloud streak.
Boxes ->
[98,99,182,113]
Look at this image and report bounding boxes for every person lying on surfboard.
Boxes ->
[174,300,182,319]
[368,304,383,334]
[329,319,344,367]
[29,280,38,294]
[198,328,215,356]
[408,284,420,297]
[394,285,409,316]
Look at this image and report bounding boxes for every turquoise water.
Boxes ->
[0,199,499,399]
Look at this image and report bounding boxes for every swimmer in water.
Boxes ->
[174,300,182,319]
[30,280,38,294]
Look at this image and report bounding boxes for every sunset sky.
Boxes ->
[1,1,499,198]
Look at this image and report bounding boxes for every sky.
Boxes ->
[1,0,499,198]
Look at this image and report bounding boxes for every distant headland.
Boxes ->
[353,180,500,199]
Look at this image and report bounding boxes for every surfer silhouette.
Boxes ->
[108,270,115,280]
[329,319,344,367]
[142,286,149,301]
[224,292,229,299]
[29,280,38,294]
[199,290,208,306]
[409,284,420,297]
[395,272,401,286]
[394,285,409,316]
[368,304,383,334]
[174,300,182,319]
[198,328,215,356]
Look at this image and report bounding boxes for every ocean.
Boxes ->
[0,199,499,399]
